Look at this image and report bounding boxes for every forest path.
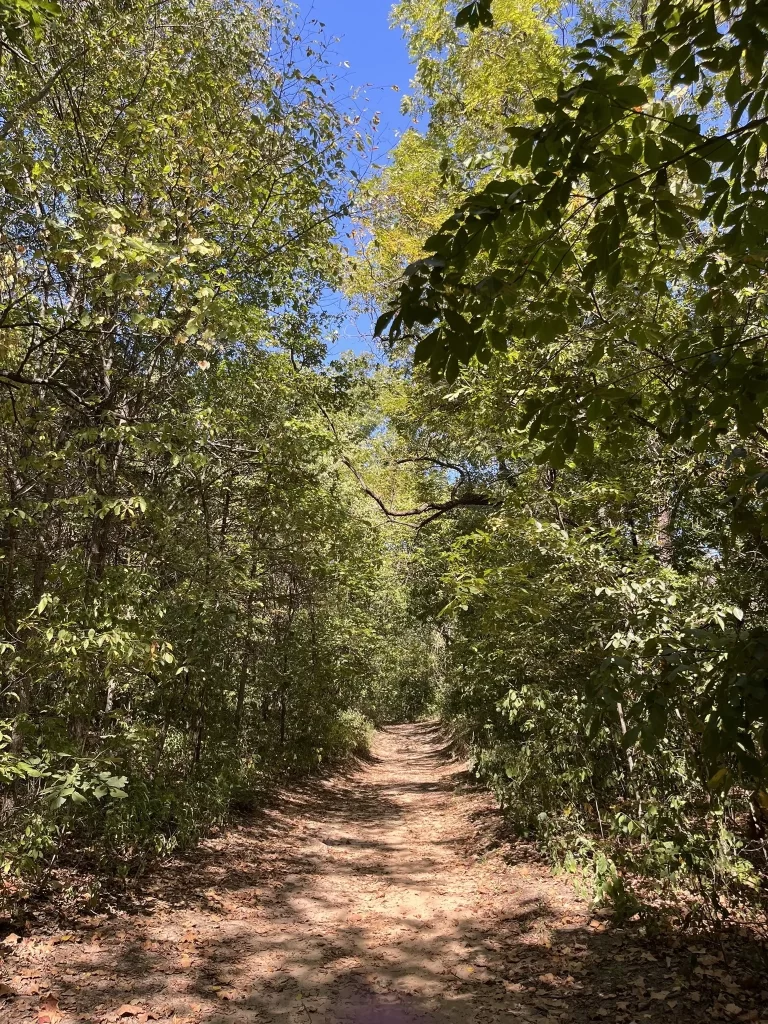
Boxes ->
[2,724,740,1024]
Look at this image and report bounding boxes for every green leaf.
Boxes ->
[724,67,743,106]
[685,155,710,184]
[374,310,395,337]
[455,1,493,30]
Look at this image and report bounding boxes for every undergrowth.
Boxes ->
[452,716,768,937]
[0,709,374,916]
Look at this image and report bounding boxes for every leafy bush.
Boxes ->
[324,709,374,759]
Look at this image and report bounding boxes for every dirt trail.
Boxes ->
[1,724,761,1024]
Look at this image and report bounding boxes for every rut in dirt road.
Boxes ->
[1,724,757,1024]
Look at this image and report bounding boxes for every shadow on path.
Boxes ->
[2,724,765,1024]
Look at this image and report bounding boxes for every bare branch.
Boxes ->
[342,454,492,526]
[0,52,85,140]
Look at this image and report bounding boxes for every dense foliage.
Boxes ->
[0,0,432,899]
[358,0,768,926]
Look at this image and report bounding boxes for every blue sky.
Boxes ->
[300,1,418,357]
[304,0,415,157]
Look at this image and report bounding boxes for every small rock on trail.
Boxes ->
[1,724,763,1024]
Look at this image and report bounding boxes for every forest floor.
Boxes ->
[1,723,767,1024]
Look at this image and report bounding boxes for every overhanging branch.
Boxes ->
[341,455,493,528]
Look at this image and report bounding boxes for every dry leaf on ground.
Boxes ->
[1,726,764,1024]
[38,993,60,1024]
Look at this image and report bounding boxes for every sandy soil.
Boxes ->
[1,723,766,1024]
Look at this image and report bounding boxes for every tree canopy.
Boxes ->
[381,0,768,451]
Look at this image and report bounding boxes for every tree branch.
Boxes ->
[341,454,493,525]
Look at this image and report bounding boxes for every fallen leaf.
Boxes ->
[0,982,16,997]
[2,932,22,947]
[650,990,669,1001]
[724,1004,742,1017]
[180,954,192,968]
[38,993,61,1024]
[110,1005,145,1020]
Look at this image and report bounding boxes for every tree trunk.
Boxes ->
[656,502,673,566]
[236,653,249,738]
